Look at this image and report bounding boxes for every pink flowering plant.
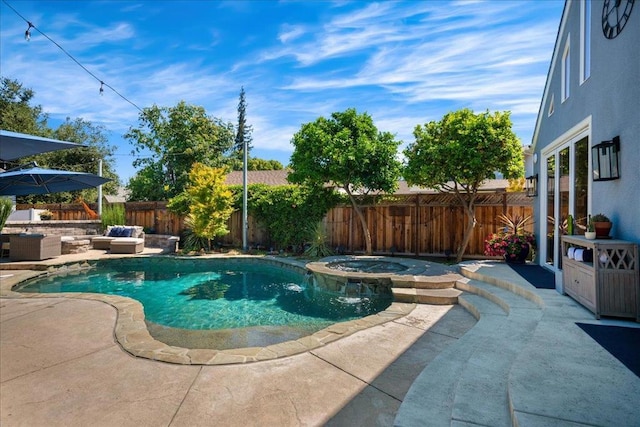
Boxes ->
[484,231,536,258]
[484,214,536,259]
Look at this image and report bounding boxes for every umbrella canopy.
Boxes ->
[0,130,86,162]
[0,167,110,196]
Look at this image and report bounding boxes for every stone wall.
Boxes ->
[2,220,102,237]
[144,234,180,253]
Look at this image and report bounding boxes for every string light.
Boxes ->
[2,0,142,112]
[24,21,33,41]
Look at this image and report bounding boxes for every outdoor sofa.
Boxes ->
[92,225,145,254]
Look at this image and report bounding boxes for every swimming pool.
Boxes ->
[16,257,392,348]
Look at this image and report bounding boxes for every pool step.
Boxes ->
[391,273,462,290]
[392,287,462,305]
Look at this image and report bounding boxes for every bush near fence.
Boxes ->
[16,192,532,257]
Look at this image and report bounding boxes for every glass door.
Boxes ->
[574,138,589,233]
[543,136,589,270]
[545,156,555,265]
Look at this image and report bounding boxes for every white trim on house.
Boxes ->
[580,0,591,84]
[548,93,555,116]
[541,115,591,155]
[561,36,571,102]
[539,115,592,278]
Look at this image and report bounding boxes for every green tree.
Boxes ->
[0,77,50,137]
[1,78,119,204]
[125,101,234,201]
[404,108,524,262]
[17,117,119,204]
[233,86,253,154]
[232,184,341,251]
[126,164,167,202]
[177,163,234,250]
[227,157,284,171]
[288,108,402,255]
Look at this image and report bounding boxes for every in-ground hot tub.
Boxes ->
[305,256,433,297]
[326,259,409,273]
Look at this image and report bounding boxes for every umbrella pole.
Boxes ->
[97,159,103,216]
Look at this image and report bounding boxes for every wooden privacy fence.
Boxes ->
[15,202,185,236]
[17,192,533,257]
[322,192,534,257]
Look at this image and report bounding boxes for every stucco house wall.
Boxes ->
[531,0,639,268]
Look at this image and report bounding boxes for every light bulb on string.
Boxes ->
[99,81,104,96]
[25,22,34,41]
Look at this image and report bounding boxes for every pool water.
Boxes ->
[17,258,392,332]
[327,260,408,273]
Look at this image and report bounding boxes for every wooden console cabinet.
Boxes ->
[561,235,639,322]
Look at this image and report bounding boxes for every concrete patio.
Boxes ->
[1,251,639,426]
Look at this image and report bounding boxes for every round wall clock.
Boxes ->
[602,0,635,39]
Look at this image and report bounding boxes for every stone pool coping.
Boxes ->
[0,254,417,365]
[306,254,460,284]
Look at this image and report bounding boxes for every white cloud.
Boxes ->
[278,24,305,43]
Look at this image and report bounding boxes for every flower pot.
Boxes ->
[504,244,530,264]
[594,221,612,238]
[584,231,597,240]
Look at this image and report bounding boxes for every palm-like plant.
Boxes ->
[304,222,333,258]
[0,197,13,232]
[181,216,211,252]
[498,213,531,234]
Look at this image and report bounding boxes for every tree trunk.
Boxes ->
[456,205,476,263]
[455,191,477,263]
[346,189,372,255]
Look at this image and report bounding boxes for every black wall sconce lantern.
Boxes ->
[592,136,620,181]
[526,174,538,197]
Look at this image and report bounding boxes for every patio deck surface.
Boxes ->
[1,251,639,426]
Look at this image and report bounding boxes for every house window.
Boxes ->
[548,93,555,116]
[562,37,570,101]
[581,0,591,83]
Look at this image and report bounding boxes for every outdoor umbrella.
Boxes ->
[0,166,110,196]
[0,130,85,162]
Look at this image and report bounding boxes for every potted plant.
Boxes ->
[484,214,536,263]
[39,210,54,220]
[585,215,597,240]
[591,213,612,238]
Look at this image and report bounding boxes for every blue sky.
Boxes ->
[1,0,565,183]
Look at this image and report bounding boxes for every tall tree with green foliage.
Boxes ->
[125,101,234,201]
[404,108,524,262]
[0,77,50,137]
[177,163,234,250]
[288,108,402,255]
[233,86,253,154]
